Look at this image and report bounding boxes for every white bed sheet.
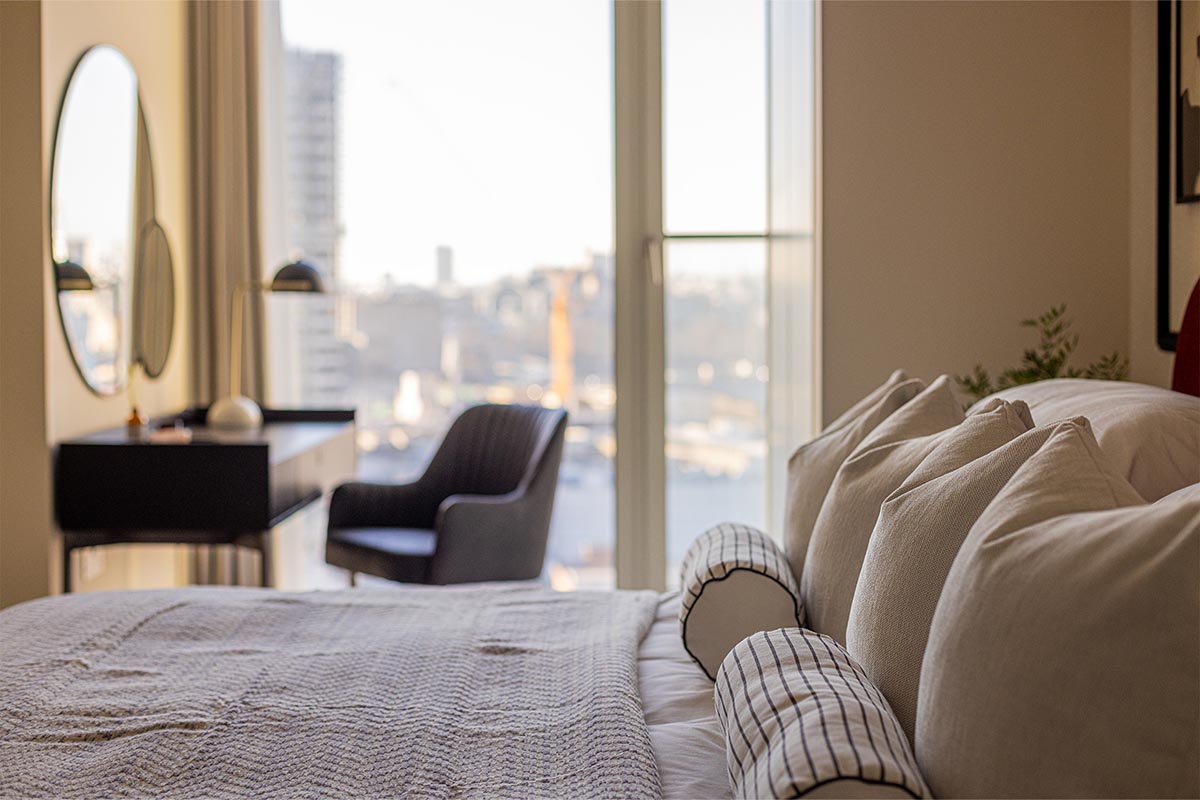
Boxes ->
[638,592,732,800]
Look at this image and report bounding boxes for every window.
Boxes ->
[262,0,816,591]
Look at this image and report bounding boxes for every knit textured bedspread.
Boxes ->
[0,585,661,799]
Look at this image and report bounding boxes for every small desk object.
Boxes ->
[54,408,356,591]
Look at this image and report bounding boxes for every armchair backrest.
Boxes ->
[420,404,568,501]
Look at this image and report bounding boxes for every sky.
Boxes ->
[280,0,777,288]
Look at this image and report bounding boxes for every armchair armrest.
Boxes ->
[430,490,548,583]
[327,481,440,531]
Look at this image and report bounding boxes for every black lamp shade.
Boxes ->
[55,260,96,291]
[269,260,325,293]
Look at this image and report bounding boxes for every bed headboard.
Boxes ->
[1171,277,1199,397]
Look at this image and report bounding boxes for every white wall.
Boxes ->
[820,1,1136,422]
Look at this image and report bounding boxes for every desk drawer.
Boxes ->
[56,443,270,530]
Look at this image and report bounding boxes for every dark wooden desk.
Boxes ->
[54,409,356,591]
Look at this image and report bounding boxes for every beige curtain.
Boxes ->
[189,0,266,406]
[188,0,266,585]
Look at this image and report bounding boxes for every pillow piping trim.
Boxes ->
[681,566,805,681]
[793,775,923,799]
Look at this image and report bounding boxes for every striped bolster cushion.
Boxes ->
[715,628,930,799]
[680,522,804,680]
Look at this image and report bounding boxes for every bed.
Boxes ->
[0,583,730,800]
[8,359,1198,800]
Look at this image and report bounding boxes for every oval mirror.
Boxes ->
[133,220,175,378]
[51,45,173,395]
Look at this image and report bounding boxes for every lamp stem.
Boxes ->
[229,282,256,399]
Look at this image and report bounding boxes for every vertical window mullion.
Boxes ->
[614,0,666,590]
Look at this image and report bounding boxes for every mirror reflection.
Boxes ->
[51,45,173,396]
[133,220,175,379]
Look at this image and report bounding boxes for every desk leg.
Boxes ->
[63,546,73,594]
[259,532,272,588]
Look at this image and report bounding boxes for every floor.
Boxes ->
[196,498,399,592]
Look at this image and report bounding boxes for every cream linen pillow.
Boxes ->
[784,370,922,580]
[915,422,1200,799]
[972,378,1200,500]
[845,411,1068,741]
[800,376,964,644]
[1157,481,1200,504]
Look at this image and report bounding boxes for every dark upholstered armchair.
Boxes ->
[326,404,568,585]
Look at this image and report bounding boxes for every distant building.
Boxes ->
[286,49,341,274]
[353,288,443,376]
[283,47,348,405]
[436,245,453,288]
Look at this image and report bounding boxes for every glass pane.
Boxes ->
[663,0,767,234]
[272,0,615,589]
[768,0,815,238]
[766,0,818,536]
[665,240,768,586]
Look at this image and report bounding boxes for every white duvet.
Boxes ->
[638,593,732,800]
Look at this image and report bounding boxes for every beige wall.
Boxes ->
[1127,0,1170,387]
[0,0,191,607]
[44,0,193,595]
[42,3,192,443]
[1128,0,1199,386]
[0,0,53,610]
[820,0,1135,421]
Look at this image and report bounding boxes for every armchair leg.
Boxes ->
[349,571,357,588]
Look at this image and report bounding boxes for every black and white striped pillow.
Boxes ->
[715,628,930,799]
[680,523,804,680]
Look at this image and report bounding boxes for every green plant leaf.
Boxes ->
[960,303,1127,401]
